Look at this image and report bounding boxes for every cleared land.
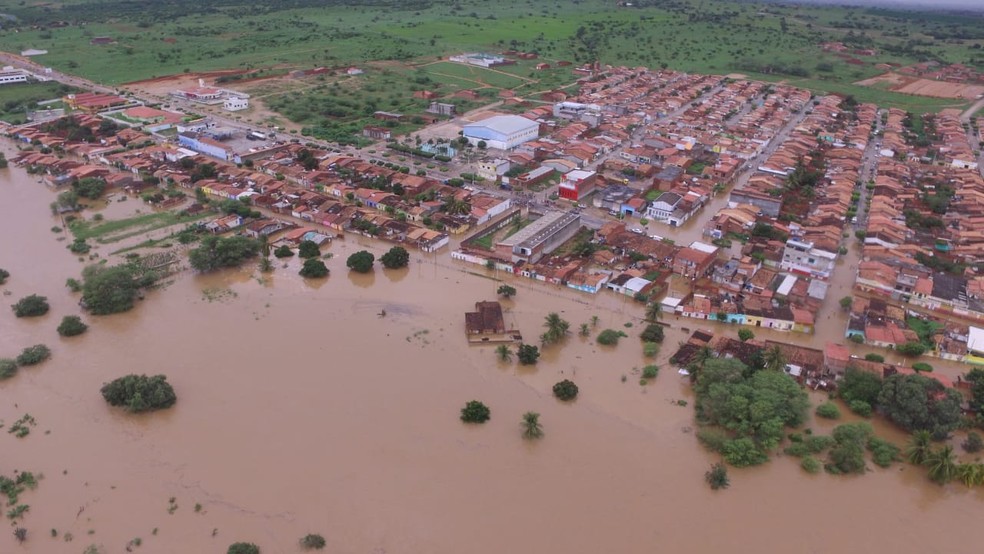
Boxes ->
[0,81,76,124]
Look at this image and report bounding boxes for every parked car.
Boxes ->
[631,228,644,234]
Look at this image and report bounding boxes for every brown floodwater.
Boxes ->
[1,143,981,554]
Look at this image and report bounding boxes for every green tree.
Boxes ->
[737,328,755,342]
[925,445,958,485]
[839,368,883,406]
[517,343,540,365]
[72,177,107,199]
[596,329,625,346]
[816,402,841,420]
[460,400,490,423]
[763,345,787,372]
[579,323,590,337]
[957,463,984,487]
[297,240,321,259]
[839,296,853,311]
[189,236,261,272]
[639,323,664,343]
[0,358,16,380]
[299,258,329,278]
[864,353,885,363]
[57,315,88,337]
[540,312,570,345]
[553,379,579,401]
[895,341,926,357]
[825,422,872,475]
[497,284,517,298]
[644,301,662,322]
[380,246,410,269]
[695,358,809,460]
[227,543,260,554]
[521,411,543,439]
[346,250,375,273]
[51,190,79,213]
[12,294,49,317]
[905,430,933,465]
[0,268,9,285]
[705,463,730,490]
[100,374,177,413]
[81,264,143,315]
[300,534,326,550]
[964,368,984,415]
[878,373,963,438]
[495,344,512,362]
[16,344,50,366]
[273,245,294,258]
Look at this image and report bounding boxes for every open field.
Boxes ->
[69,210,208,244]
[0,81,76,123]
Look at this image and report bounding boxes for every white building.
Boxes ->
[223,96,249,112]
[780,238,837,279]
[647,192,682,222]
[0,67,29,85]
[449,53,506,68]
[477,158,510,180]
[462,115,539,150]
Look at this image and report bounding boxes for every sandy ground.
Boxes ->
[855,72,984,100]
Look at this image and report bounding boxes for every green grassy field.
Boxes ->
[1,0,981,121]
[69,210,208,244]
[0,82,77,124]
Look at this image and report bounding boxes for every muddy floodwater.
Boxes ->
[1,146,980,554]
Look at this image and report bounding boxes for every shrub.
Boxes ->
[100,374,177,413]
[848,334,864,344]
[16,344,51,366]
[0,358,17,380]
[867,436,900,468]
[737,328,754,342]
[911,362,934,373]
[553,379,579,401]
[189,235,261,272]
[227,543,260,554]
[705,463,729,490]
[380,246,410,269]
[864,353,885,363]
[962,432,983,454]
[497,284,516,298]
[895,341,926,357]
[596,329,625,346]
[0,268,9,285]
[696,428,729,452]
[844,400,871,418]
[273,245,294,258]
[801,456,822,474]
[57,315,88,337]
[643,341,659,357]
[346,250,375,273]
[299,258,329,278]
[298,240,321,259]
[641,365,659,379]
[300,534,326,550]
[460,400,490,423]
[815,402,841,420]
[12,294,49,317]
[722,437,769,467]
[639,323,664,343]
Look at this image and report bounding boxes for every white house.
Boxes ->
[223,96,249,112]
[780,238,837,279]
[646,192,682,222]
[0,67,29,85]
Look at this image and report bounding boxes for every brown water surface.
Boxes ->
[1,145,980,554]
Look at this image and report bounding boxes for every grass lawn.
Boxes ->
[69,210,208,244]
[0,81,77,124]
[421,62,528,89]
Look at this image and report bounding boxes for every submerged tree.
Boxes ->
[521,411,543,440]
[100,374,177,413]
[541,313,570,345]
[495,344,512,362]
[460,400,490,423]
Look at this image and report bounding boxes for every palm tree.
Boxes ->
[926,445,958,485]
[957,463,984,488]
[644,301,662,323]
[579,323,590,337]
[442,197,471,215]
[495,344,512,362]
[763,345,788,372]
[541,312,570,345]
[590,315,599,328]
[521,411,543,440]
[905,430,933,465]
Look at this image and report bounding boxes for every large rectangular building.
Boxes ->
[462,115,539,150]
[0,67,29,85]
[558,170,597,201]
[496,211,581,264]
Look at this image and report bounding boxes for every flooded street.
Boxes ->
[1,146,981,554]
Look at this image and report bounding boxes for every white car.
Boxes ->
[631,228,644,234]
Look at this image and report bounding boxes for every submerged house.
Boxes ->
[464,301,522,343]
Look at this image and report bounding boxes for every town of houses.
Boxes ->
[4,59,984,381]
